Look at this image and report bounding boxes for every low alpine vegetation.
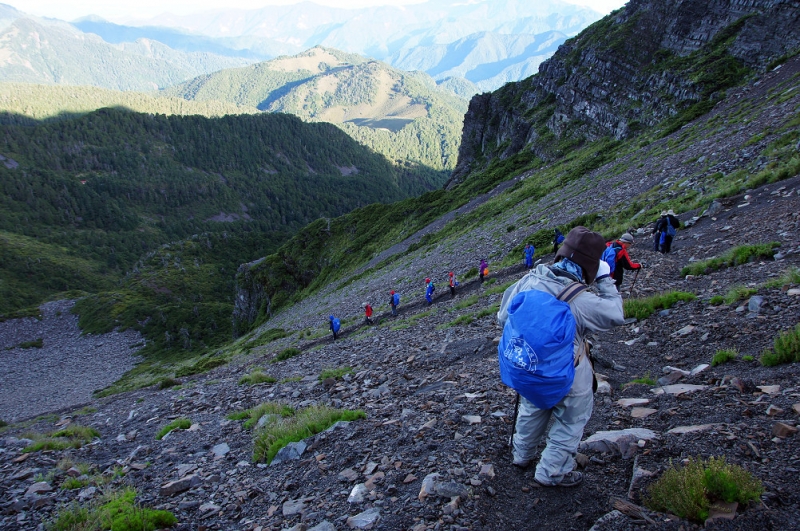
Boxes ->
[623,291,696,320]
[174,355,228,378]
[723,285,758,305]
[711,348,738,366]
[645,456,763,523]
[319,366,354,381]
[228,402,295,430]
[681,242,781,276]
[454,295,479,310]
[23,425,100,453]
[238,370,277,386]
[157,378,182,390]
[155,418,191,440]
[46,487,176,531]
[760,323,800,366]
[252,405,366,463]
[19,338,44,349]
[627,374,657,386]
[272,347,302,363]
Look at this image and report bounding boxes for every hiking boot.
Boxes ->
[512,456,532,469]
[534,471,583,487]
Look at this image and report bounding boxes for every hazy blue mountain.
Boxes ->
[119,0,602,91]
[0,16,252,91]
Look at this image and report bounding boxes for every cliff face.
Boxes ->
[448,0,800,188]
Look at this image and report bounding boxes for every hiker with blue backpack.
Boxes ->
[329,315,341,340]
[497,226,624,488]
[389,290,400,316]
[425,278,435,305]
[524,243,535,269]
[652,211,667,251]
[552,228,565,254]
[601,233,642,290]
[658,209,680,253]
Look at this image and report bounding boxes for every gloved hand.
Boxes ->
[639,261,648,269]
[596,261,611,281]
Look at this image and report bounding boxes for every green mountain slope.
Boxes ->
[0,108,443,354]
[163,46,468,171]
[0,82,258,124]
[0,18,251,91]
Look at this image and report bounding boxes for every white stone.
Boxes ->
[667,424,721,434]
[616,398,651,407]
[651,384,707,396]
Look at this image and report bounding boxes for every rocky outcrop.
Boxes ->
[448,0,800,188]
[231,258,268,336]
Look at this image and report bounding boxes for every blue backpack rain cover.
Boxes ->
[665,220,677,237]
[393,293,400,306]
[601,244,619,274]
[332,318,341,333]
[498,285,583,410]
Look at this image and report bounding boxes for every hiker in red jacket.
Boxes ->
[362,302,374,325]
[610,233,642,289]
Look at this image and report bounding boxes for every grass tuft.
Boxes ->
[23,425,100,453]
[155,418,191,440]
[760,323,800,366]
[158,378,182,390]
[238,370,277,386]
[253,405,365,463]
[272,347,301,363]
[319,366,354,381]
[681,243,781,276]
[645,456,763,523]
[627,374,657,386]
[46,487,177,531]
[227,402,295,430]
[624,291,696,320]
[711,349,738,366]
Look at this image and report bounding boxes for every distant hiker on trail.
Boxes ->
[329,315,341,340]
[552,228,565,254]
[479,259,489,283]
[658,209,680,253]
[425,278,435,305]
[524,243,535,269]
[605,233,642,289]
[448,271,457,298]
[363,302,374,325]
[652,211,667,252]
[497,226,624,488]
[389,290,400,316]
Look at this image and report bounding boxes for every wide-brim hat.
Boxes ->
[619,233,634,244]
[660,210,667,216]
[555,226,606,284]
[667,209,675,216]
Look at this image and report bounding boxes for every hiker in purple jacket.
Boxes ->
[479,259,488,283]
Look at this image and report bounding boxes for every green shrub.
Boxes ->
[447,314,474,327]
[174,355,228,377]
[0,419,7,428]
[23,425,100,453]
[681,243,781,276]
[158,378,182,390]
[711,349,738,366]
[280,376,303,383]
[624,291,696,320]
[155,418,191,440]
[645,456,763,523]
[47,487,177,531]
[319,366,354,381]
[227,402,295,430]
[463,267,479,279]
[19,338,44,349]
[742,355,754,362]
[238,370,277,385]
[724,285,758,305]
[253,405,365,463]
[272,347,301,363]
[61,477,89,490]
[627,374,656,386]
[709,295,725,305]
[760,324,800,366]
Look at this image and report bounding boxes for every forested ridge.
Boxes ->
[0,107,445,358]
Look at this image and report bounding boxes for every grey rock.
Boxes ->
[308,521,336,531]
[211,442,230,459]
[748,295,765,314]
[282,498,306,517]
[271,440,307,465]
[160,474,201,496]
[346,507,381,529]
[435,481,469,499]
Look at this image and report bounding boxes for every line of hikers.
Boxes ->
[329,211,678,340]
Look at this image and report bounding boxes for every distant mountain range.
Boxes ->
[73,0,602,92]
[0,5,250,91]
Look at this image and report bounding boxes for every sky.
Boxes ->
[10,0,628,23]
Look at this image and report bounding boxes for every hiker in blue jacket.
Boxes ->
[329,314,340,340]
[389,290,399,316]
[524,243,535,269]
[552,228,565,254]
[652,211,667,252]
[425,278,435,305]
[497,226,624,488]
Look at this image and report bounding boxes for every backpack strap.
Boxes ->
[556,282,587,304]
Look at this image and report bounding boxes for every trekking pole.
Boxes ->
[508,392,520,448]
[628,269,640,298]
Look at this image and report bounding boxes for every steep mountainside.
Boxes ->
[165,46,468,171]
[0,17,251,90]
[449,0,800,187]
[121,0,601,91]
